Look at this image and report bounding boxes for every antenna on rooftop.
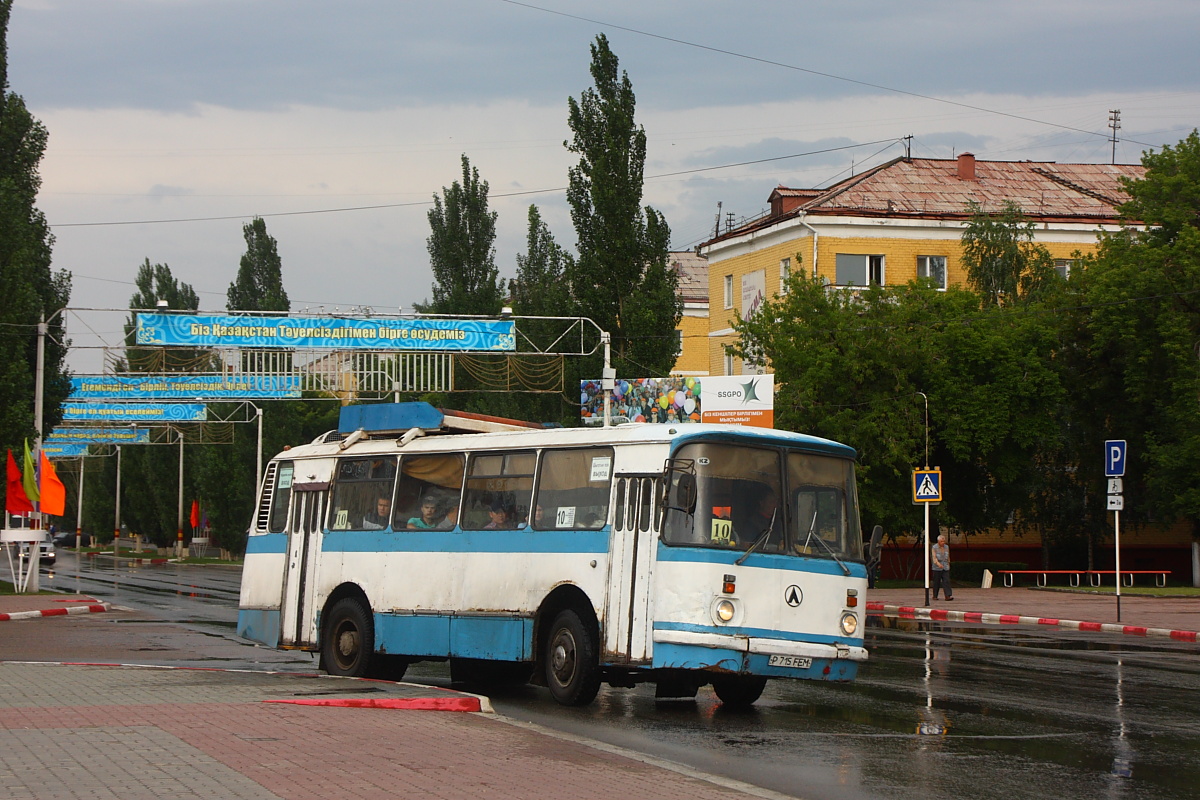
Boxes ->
[902,135,913,160]
[1108,110,1121,165]
[713,201,722,239]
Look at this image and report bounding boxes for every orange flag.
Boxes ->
[38,450,66,516]
[190,499,200,529]
[6,450,34,514]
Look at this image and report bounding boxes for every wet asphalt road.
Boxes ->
[32,554,1200,800]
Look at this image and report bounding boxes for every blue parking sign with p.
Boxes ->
[1105,440,1126,477]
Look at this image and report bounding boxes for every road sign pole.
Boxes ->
[1104,439,1126,623]
[924,502,930,607]
[1115,509,1121,622]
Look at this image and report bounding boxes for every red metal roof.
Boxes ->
[707,157,1146,246]
[669,251,709,303]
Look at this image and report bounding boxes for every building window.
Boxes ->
[723,275,733,309]
[723,351,734,375]
[834,254,885,287]
[917,256,947,290]
[780,257,791,294]
[1054,259,1076,280]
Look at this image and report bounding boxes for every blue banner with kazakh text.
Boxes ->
[135,313,516,352]
[48,427,152,444]
[61,403,207,422]
[70,374,301,400]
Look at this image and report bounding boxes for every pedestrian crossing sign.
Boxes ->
[912,468,942,503]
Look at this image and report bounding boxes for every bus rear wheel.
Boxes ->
[544,609,601,706]
[711,675,767,706]
[321,597,374,677]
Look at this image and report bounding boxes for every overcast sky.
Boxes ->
[9,0,1200,371]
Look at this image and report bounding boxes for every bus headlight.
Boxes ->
[714,599,736,623]
[840,612,858,636]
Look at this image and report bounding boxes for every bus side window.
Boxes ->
[533,448,614,530]
[463,451,535,530]
[614,479,626,530]
[328,457,397,531]
[268,462,293,533]
[395,453,464,530]
[638,477,653,532]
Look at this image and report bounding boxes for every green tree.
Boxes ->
[960,201,1059,307]
[732,267,1067,550]
[565,34,680,377]
[508,204,576,424]
[421,154,503,316]
[0,0,71,451]
[1077,131,1200,534]
[227,217,288,312]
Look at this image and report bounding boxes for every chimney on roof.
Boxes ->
[957,152,976,181]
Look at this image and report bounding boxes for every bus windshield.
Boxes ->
[662,441,863,562]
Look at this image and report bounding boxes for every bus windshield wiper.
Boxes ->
[803,516,851,575]
[735,508,777,565]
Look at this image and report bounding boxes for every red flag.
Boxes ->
[39,450,66,517]
[190,499,200,529]
[6,450,34,514]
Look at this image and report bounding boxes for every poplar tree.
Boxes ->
[565,34,680,376]
[0,0,71,450]
[421,154,504,316]
[228,217,289,312]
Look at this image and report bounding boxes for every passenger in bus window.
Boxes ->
[362,496,391,530]
[438,502,459,529]
[484,500,512,530]
[407,496,442,530]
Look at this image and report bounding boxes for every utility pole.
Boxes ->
[1108,110,1121,165]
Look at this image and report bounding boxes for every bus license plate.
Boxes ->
[768,655,811,669]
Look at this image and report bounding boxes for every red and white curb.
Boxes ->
[0,603,110,621]
[0,660,491,713]
[265,696,484,712]
[866,601,1198,643]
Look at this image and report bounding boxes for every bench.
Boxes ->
[997,569,1170,588]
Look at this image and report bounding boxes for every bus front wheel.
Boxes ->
[321,597,374,677]
[544,609,601,706]
[712,675,767,706]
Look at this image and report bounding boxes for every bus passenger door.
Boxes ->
[604,475,658,663]
[280,488,324,648]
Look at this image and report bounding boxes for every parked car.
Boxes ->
[52,530,90,547]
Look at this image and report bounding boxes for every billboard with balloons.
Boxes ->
[580,375,773,428]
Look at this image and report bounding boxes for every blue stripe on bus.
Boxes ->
[323,527,611,554]
[245,533,288,554]
[655,543,868,578]
[237,608,281,647]
[653,620,863,647]
[375,612,533,660]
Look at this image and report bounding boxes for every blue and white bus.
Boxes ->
[238,402,868,706]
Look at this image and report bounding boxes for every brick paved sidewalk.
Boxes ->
[0,663,778,800]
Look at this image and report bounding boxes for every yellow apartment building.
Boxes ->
[701,153,1145,376]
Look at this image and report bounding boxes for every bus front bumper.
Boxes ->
[651,629,866,679]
